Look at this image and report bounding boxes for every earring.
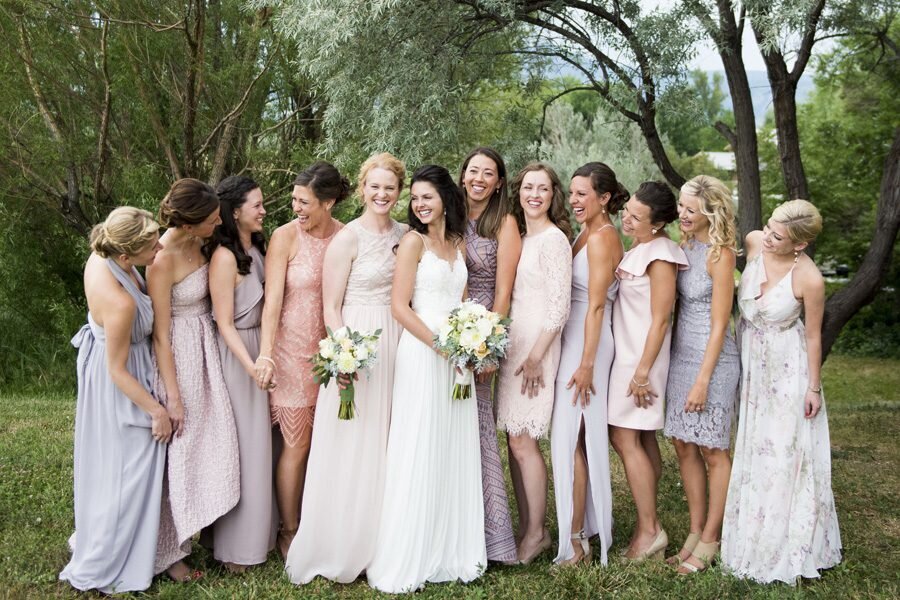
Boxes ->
[651,227,658,235]
[794,250,800,263]
[601,207,607,215]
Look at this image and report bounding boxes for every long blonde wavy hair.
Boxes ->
[680,175,739,263]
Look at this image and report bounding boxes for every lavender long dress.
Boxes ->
[464,218,517,563]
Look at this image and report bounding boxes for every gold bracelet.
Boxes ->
[808,386,822,394]
[632,377,650,387]
[257,355,276,368]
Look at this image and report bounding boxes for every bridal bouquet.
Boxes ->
[433,299,511,400]
[311,326,381,420]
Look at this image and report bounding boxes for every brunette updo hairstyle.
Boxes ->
[407,165,467,241]
[294,161,351,204]
[205,175,267,274]
[90,207,160,258]
[633,180,678,226]
[158,178,220,227]
[572,162,629,215]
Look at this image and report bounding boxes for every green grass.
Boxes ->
[1,355,898,599]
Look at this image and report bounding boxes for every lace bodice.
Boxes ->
[343,219,407,306]
[510,227,572,332]
[410,237,468,330]
[464,219,498,310]
[738,254,803,331]
[171,264,212,319]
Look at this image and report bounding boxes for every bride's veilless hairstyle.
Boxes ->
[407,165,467,241]
[572,162,630,215]
[294,161,351,204]
[509,161,573,241]
[158,178,220,227]
[203,175,267,272]
[90,207,159,258]
[457,146,509,239]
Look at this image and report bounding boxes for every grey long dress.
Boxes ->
[211,245,276,564]
[664,239,740,449]
[59,259,167,593]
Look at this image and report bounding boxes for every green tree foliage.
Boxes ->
[658,70,735,156]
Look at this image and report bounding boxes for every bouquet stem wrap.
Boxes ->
[338,383,356,420]
[452,368,474,401]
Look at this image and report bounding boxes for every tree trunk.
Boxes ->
[759,51,809,200]
[822,127,900,359]
[639,104,686,189]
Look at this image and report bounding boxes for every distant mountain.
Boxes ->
[711,70,815,126]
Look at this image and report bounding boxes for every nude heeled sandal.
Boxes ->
[666,531,701,566]
[677,540,719,574]
[624,528,668,561]
[555,530,593,567]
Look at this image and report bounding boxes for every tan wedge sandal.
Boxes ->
[678,540,719,574]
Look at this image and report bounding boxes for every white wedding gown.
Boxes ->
[367,242,486,593]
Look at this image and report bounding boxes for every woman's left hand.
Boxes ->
[475,364,497,384]
[804,389,822,419]
[684,381,708,413]
[515,357,544,398]
[627,374,658,409]
[566,364,595,408]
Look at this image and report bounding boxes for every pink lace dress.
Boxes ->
[154,264,240,569]
[496,227,572,439]
[269,219,342,446]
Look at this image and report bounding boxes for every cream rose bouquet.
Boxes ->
[433,299,511,400]
[311,326,381,420]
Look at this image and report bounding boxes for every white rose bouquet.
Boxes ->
[311,326,381,420]
[433,299,511,401]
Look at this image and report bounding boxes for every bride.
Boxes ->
[367,165,486,593]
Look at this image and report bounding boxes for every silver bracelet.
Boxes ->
[257,355,276,368]
[632,377,650,387]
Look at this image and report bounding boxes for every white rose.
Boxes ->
[438,322,454,345]
[355,345,369,361]
[318,339,336,360]
[332,326,349,341]
[459,328,485,352]
[476,317,493,338]
[336,351,357,374]
[340,337,354,351]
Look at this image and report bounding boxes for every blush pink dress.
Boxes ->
[496,226,572,439]
[269,218,342,446]
[607,236,688,430]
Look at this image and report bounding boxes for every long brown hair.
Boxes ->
[509,162,573,241]
[457,146,508,239]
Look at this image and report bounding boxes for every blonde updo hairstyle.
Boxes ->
[770,199,823,244]
[90,207,160,258]
[356,152,406,203]
[158,178,220,227]
[680,175,739,263]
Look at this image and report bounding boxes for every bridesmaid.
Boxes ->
[664,175,740,574]
[60,208,174,592]
[608,181,687,561]
[207,175,276,570]
[458,147,520,565]
[496,162,572,564]
[286,152,407,583]
[148,179,241,572]
[722,200,841,584]
[257,162,345,557]
[551,163,627,567]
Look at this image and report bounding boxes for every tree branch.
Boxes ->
[93,17,112,215]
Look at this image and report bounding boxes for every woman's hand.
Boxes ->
[336,372,358,390]
[566,364,595,408]
[255,356,276,391]
[684,381,708,414]
[475,364,497,384]
[152,407,173,444]
[627,374,658,409]
[804,389,822,419]
[166,395,185,436]
[515,356,544,398]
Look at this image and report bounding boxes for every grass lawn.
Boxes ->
[0,354,897,599]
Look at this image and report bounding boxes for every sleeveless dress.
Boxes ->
[60,260,167,593]
[550,225,618,565]
[463,218,517,563]
[721,254,842,584]
[269,219,342,446]
[287,219,406,584]
[211,245,276,564]
[367,237,485,593]
[608,237,688,430]
[664,239,740,449]
[496,227,572,439]
[154,263,240,568]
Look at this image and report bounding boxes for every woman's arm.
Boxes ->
[684,247,737,413]
[103,294,172,443]
[744,230,763,261]
[492,214,522,316]
[391,233,438,348]
[322,227,358,331]
[799,262,826,418]
[146,253,183,434]
[516,231,572,398]
[628,259,677,408]
[256,225,294,388]
[209,248,256,378]
[567,230,617,407]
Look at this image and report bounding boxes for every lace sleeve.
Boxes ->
[539,230,572,332]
